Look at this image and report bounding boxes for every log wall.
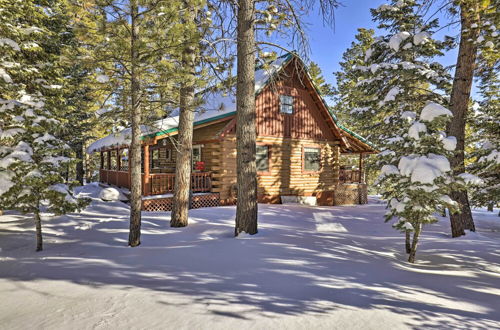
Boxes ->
[218,135,340,204]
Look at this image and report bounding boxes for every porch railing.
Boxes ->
[99,170,212,195]
[147,172,212,195]
[339,169,362,183]
[99,169,130,189]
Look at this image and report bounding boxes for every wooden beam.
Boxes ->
[117,148,121,172]
[143,144,150,196]
[359,153,364,184]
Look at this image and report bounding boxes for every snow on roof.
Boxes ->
[87,55,292,154]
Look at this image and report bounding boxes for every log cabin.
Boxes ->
[87,53,377,211]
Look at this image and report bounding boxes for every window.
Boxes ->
[151,149,160,169]
[280,95,294,114]
[192,145,202,169]
[256,145,269,172]
[303,147,320,172]
[150,147,171,169]
[119,149,128,171]
[101,152,108,169]
[110,150,117,170]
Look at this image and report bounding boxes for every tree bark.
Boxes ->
[75,142,84,185]
[447,1,479,237]
[408,222,422,263]
[405,230,411,254]
[35,210,43,252]
[235,0,258,236]
[487,203,493,212]
[128,0,142,247]
[171,0,197,228]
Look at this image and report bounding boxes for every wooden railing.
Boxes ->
[339,169,362,183]
[99,169,130,189]
[147,172,212,195]
[100,170,212,195]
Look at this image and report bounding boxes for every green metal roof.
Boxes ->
[142,111,236,140]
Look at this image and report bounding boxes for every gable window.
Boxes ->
[303,147,321,172]
[256,145,270,173]
[280,95,294,114]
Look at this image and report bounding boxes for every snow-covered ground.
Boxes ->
[1,183,499,329]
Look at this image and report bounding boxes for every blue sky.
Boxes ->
[301,0,460,88]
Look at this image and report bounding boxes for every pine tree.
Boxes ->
[0,0,88,251]
[468,4,500,213]
[468,70,499,214]
[308,62,334,98]
[170,0,204,228]
[333,28,375,131]
[232,0,340,236]
[83,0,192,246]
[351,0,469,262]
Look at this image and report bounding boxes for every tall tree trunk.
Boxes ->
[408,222,422,263]
[171,0,197,228]
[75,142,84,185]
[234,0,258,236]
[128,0,142,247]
[405,230,411,254]
[35,210,43,252]
[447,1,480,238]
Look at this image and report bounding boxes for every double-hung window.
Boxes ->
[280,95,294,114]
[303,147,321,172]
[256,145,270,173]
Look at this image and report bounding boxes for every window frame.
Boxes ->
[302,145,321,174]
[256,144,271,175]
[192,145,202,170]
[280,94,294,114]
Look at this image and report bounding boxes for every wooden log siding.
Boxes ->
[218,135,340,203]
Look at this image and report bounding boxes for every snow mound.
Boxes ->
[420,103,452,122]
[99,187,128,202]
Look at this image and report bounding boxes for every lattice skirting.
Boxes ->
[334,184,368,206]
[142,193,220,212]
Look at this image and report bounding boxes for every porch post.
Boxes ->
[359,153,364,183]
[107,150,111,170]
[333,145,340,185]
[99,151,103,182]
[117,148,121,171]
[143,144,150,196]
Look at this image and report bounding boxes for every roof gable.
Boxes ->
[87,53,375,154]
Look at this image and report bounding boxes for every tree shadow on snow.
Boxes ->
[1,197,499,329]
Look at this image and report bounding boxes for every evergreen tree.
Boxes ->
[308,62,334,98]
[232,0,340,236]
[351,0,469,262]
[0,0,88,251]
[468,70,499,214]
[82,0,184,246]
[333,28,375,130]
[468,3,499,213]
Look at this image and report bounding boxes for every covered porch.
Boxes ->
[97,144,213,196]
[334,152,369,205]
